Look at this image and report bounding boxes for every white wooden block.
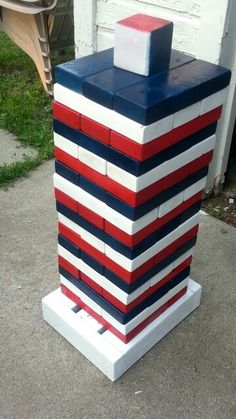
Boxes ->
[114,20,149,76]
[200,88,228,115]
[172,213,200,242]
[42,279,202,381]
[80,229,105,253]
[107,162,137,191]
[113,14,173,76]
[172,249,194,270]
[173,101,201,128]
[136,162,167,191]
[150,264,174,287]
[61,274,102,316]
[148,279,189,314]
[158,191,184,218]
[78,147,107,175]
[183,177,206,201]
[60,274,82,299]
[58,212,105,253]
[78,188,106,218]
[142,114,174,143]
[199,134,216,154]
[54,84,174,144]
[54,132,79,158]
[102,305,150,335]
[58,244,81,269]
[151,250,193,289]
[54,173,80,201]
[104,205,158,235]
[58,213,81,236]
[79,260,104,287]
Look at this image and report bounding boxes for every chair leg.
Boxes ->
[0,8,53,95]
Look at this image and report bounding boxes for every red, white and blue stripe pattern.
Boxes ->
[52,17,230,343]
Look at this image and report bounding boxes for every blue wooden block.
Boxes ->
[55,48,114,93]
[174,236,197,259]
[114,60,231,124]
[60,265,148,323]
[80,175,106,202]
[58,234,80,258]
[56,201,106,243]
[81,250,104,275]
[166,122,217,160]
[148,267,190,306]
[169,50,195,69]
[182,166,209,190]
[105,214,179,260]
[55,160,79,185]
[83,67,144,109]
[180,202,201,224]
[82,48,195,109]
[54,120,80,145]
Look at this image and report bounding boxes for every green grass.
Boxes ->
[0,32,74,187]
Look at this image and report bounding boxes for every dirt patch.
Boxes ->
[202,194,236,228]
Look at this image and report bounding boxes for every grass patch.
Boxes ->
[0,32,74,187]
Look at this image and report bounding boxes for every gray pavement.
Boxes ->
[0,129,37,166]
[0,161,236,419]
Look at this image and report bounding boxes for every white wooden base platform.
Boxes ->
[42,279,201,381]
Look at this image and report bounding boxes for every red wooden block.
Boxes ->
[79,237,106,266]
[58,255,80,279]
[55,147,78,172]
[80,115,110,144]
[53,101,80,130]
[55,188,78,213]
[105,176,137,206]
[110,107,222,161]
[78,202,104,230]
[80,272,103,295]
[190,150,213,173]
[58,222,81,247]
[124,286,187,342]
[77,160,106,186]
[162,164,190,190]
[135,178,163,205]
[110,131,144,160]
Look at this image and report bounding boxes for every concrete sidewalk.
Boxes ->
[0,161,235,419]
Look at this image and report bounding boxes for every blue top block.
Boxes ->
[83,67,144,109]
[82,49,195,109]
[54,48,114,93]
[114,60,231,124]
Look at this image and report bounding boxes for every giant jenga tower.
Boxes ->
[42,14,231,381]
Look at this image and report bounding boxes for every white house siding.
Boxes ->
[75,0,202,57]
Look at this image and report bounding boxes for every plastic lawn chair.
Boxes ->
[0,0,74,95]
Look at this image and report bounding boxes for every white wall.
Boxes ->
[75,0,202,57]
[74,0,235,193]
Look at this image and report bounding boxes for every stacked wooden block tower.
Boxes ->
[42,14,231,380]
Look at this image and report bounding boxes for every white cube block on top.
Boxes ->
[114,14,173,76]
